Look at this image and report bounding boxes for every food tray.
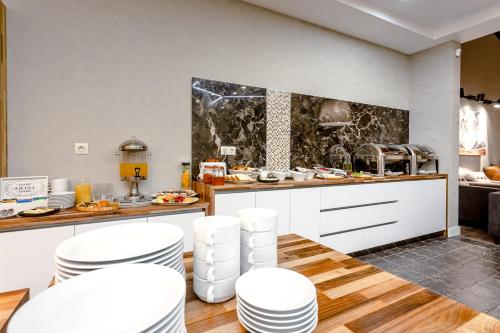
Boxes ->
[151,198,199,206]
[76,202,120,212]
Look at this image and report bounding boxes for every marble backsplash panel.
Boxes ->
[191,78,266,174]
[290,94,409,168]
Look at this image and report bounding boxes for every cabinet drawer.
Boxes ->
[148,212,205,252]
[74,217,147,235]
[215,192,256,216]
[320,201,399,236]
[320,229,365,254]
[320,183,398,210]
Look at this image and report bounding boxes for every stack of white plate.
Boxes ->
[236,268,318,333]
[238,208,278,274]
[48,191,75,209]
[54,223,185,283]
[8,264,187,333]
[193,216,240,303]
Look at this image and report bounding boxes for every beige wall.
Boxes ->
[461,34,500,99]
[460,34,500,169]
[5,0,410,194]
[410,41,461,235]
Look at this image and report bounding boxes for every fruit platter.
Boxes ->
[152,193,199,205]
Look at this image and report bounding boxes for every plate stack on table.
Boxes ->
[235,268,318,333]
[193,216,240,303]
[54,223,185,283]
[8,264,187,333]
[48,191,75,209]
[238,208,278,274]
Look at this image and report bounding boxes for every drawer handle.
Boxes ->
[320,220,398,237]
[320,200,398,212]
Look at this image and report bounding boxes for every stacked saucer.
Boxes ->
[8,264,187,333]
[193,216,240,303]
[238,208,278,274]
[54,223,185,283]
[48,191,75,209]
[236,268,318,333]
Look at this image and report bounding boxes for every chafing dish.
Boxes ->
[403,144,438,175]
[353,144,410,176]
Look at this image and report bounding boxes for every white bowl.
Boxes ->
[193,240,239,264]
[290,171,307,182]
[193,256,240,282]
[193,216,240,246]
[270,171,287,182]
[241,229,277,249]
[305,172,315,180]
[193,274,238,303]
[241,257,277,275]
[241,244,277,264]
[238,208,278,232]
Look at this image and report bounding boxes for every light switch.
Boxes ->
[74,143,89,155]
[221,146,236,155]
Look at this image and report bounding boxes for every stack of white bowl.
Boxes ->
[238,208,278,274]
[48,178,75,208]
[54,223,185,283]
[8,264,187,333]
[48,191,75,209]
[192,216,240,303]
[236,268,318,333]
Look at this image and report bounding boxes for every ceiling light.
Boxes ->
[495,99,500,109]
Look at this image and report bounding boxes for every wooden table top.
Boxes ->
[0,201,209,233]
[183,234,499,333]
[0,289,29,333]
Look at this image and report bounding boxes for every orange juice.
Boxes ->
[120,163,148,179]
[75,181,92,205]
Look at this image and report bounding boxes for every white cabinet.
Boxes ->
[74,217,147,235]
[215,192,255,216]
[0,226,74,296]
[290,188,321,242]
[148,212,205,252]
[399,179,446,239]
[255,190,290,236]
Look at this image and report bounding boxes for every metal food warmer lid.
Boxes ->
[355,143,410,161]
[119,137,148,152]
[403,144,437,161]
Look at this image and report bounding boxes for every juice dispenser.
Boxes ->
[118,137,149,200]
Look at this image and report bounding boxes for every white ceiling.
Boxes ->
[242,0,500,54]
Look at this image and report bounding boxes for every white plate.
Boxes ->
[141,296,185,333]
[237,306,317,333]
[236,268,316,313]
[9,264,186,333]
[237,295,316,319]
[55,239,183,269]
[56,253,184,277]
[56,223,183,263]
[238,302,317,326]
[238,304,317,331]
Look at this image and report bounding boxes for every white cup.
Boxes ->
[240,229,277,249]
[193,216,240,246]
[193,274,238,303]
[194,240,239,264]
[241,257,277,275]
[238,208,278,232]
[241,244,277,264]
[193,257,240,282]
[50,178,70,193]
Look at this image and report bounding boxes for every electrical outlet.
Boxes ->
[74,143,89,155]
[221,146,236,156]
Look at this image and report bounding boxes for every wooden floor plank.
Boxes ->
[182,234,499,333]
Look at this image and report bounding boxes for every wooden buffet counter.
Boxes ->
[183,234,499,333]
[0,201,209,233]
[194,174,447,215]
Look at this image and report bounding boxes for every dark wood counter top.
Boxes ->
[183,234,499,332]
[194,174,447,214]
[0,201,209,233]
